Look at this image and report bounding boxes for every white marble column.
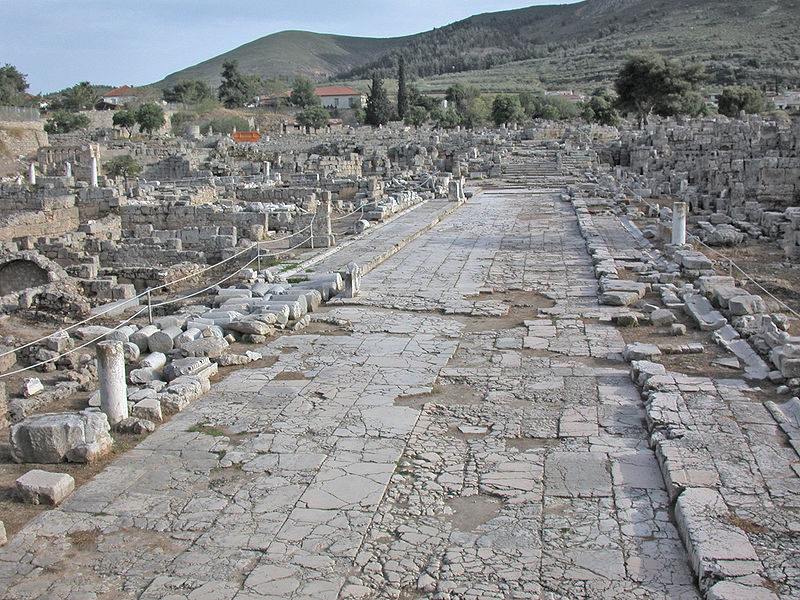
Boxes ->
[96,341,128,424]
[671,202,687,246]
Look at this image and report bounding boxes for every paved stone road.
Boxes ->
[0,176,725,598]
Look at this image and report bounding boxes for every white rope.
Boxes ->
[0,222,316,361]
[617,182,800,320]
[0,306,149,379]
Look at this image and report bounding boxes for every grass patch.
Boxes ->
[286,276,308,284]
[279,262,299,272]
[188,423,227,437]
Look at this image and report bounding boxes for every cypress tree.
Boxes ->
[365,73,392,126]
[397,56,408,119]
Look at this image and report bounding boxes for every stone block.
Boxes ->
[674,487,762,590]
[226,318,274,336]
[684,294,727,331]
[650,308,676,327]
[623,343,662,362]
[728,295,766,316]
[131,397,163,422]
[21,377,44,397]
[16,469,75,505]
[179,336,229,358]
[10,409,112,463]
[163,356,211,381]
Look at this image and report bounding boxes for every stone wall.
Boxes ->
[0,120,48,176]
[604,115,800,256]
[0,183,80,240]
[120,201,268,239]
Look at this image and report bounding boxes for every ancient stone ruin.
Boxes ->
[0,111,798,600]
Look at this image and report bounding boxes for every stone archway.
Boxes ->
[0,259,50,295]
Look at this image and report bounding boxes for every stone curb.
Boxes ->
[360,200,464,277]
[570,194,777,600]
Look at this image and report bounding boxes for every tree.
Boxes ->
[405,105,427,127]
[289,76,320,108]
[218,60,252,108]
[43,110,90,134]
[365,73,392,126]
[581,90,622,127]
[0,63,29,106]
[103,155,141,177]
[445,83,480,113]
[135,103,165,137]
[396,56,409,119]
[62,81,99,111]
[615,53,705,127]
[491,94,524,126]
[297,105,330,132]
[112,109,136,137]
[163,79,213,104]
[718,86,765,117]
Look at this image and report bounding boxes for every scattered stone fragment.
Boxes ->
[10,409,112,463]
[15,469,75,505]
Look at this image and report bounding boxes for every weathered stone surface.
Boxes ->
[21,377,44,397]
[675,487,762,589]
[650,308,677,327]
[179,336,229,358]
[131,397,163,422]
[226,318,274,336]
[10,409,112,463]
[684,294,727,331]
[727,294,766,316]
[623,342,662,361]
[15,470,75,505]
[163,356,211,381]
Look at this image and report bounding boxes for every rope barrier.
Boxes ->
[0,306,149,380]
[617,182,800,320]
[0,222,317,361]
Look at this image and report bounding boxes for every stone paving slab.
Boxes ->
[3,157,797,599]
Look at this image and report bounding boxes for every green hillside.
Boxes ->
[155,30,410,88]
[157,0,800,94]
[340,0,800,93]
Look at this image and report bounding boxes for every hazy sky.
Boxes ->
[0,1,582,94]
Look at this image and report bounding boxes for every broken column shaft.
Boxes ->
[96,340,128,425]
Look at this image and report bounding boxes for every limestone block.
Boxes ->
[21,377,44,397]
[706,581,778,600]
[675,250,713,271]
[623,343,662,362]
[630,360,667,387]
[10,409,112,463]
[163,356,211,381]
[0,521,5,546]
[650,309,677,327]
[684,294,727,331]
[226,318,274,336]
[16,469,75,505]
[179,336,229,358]
[129,367,163,384]
[674,487,762,590]
[728,295,766,316]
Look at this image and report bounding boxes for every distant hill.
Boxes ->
[155,30,410,89]
[157,0,800,94]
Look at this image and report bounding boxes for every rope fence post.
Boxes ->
[147,289,153,324]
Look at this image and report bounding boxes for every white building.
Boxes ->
[314,86,366,109]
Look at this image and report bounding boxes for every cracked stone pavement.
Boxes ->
[1,162,797,599]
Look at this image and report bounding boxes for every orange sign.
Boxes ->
[232,131,262,143]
